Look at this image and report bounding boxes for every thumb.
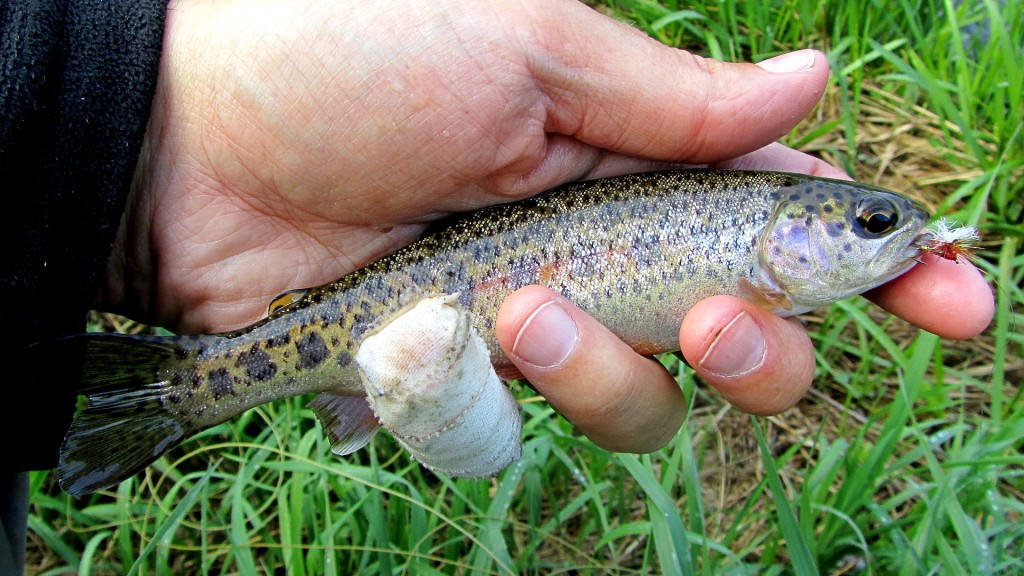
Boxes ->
[526,4,828,163]
[679,296,815,415]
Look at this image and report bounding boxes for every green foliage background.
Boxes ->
[27,1,1022,574]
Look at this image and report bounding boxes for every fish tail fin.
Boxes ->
[56,333,201,497]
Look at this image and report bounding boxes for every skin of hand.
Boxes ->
[106,0,995,455]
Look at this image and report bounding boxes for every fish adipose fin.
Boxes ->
[57,334,200,498]
[267,288,309,316]
[308,393,381,455]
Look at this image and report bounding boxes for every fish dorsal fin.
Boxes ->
[307,393,381,456]
[267,289,309,316]
[738,277,793,312]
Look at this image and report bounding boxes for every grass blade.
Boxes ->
[751,418,818,576]
[616,453,694,576]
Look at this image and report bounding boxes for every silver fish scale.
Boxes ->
[414,170,783,359]
[220,171,791,374]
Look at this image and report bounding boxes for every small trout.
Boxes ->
[59,170,930,496]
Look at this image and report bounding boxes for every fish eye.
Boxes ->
[854,198,899,237]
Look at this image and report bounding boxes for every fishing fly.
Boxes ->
[917,218,981,264]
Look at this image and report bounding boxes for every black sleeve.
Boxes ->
[0,0,166,471]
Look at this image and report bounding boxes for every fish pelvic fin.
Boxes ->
[57,334,201,497]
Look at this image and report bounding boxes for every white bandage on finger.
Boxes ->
[355,294,522,477]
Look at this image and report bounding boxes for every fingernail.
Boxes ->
[756,49,816,74]
[698,312,767,377]
[511,301,579,369]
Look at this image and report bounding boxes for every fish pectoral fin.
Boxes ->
[307,393,380,456]
[738,277,794,311]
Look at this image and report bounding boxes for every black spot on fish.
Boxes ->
[208,368,234,400]
[168,393,180,404]
[266,333,290,348]
[337,350,352,368]
[237,345,277,382]
[296,332,329,369]
[789,193,801,202]
[823,204,833,213]
[174,347,190,360]
[190,372,204,389]
[804,204,815,213]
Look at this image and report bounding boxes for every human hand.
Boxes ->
[108,0,994,454]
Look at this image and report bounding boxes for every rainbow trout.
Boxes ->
[59,170,930,496]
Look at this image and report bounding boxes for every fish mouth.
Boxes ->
[909,227,937,259]
[867,224,931,288]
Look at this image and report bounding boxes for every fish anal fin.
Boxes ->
[307,393,381,456]
[738,277,793,312]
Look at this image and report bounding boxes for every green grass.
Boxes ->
[27,1,1023,574]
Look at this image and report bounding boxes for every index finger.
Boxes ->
[866,253,994,339]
